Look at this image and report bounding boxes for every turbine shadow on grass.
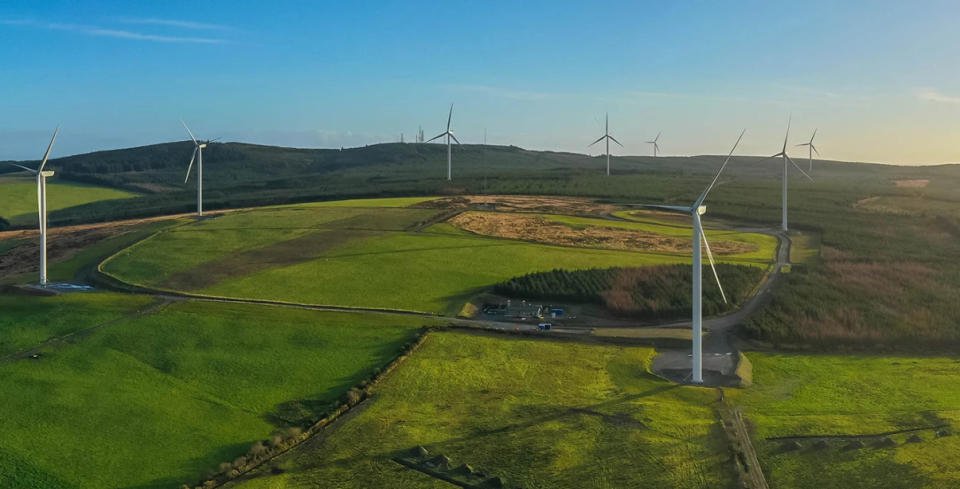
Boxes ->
[250,384,682,480]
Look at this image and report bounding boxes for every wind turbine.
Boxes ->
[181,120,208,217]
[768,117,813,232]
[646,132,662,157]
[426,104,460,181]
[639,130,745,384]
[4,127,59,286]
[796,129,820,172]
[589,113,622,176]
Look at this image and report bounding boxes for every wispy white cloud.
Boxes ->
[116,17,229,31]
[444,84,556,101]
[914,87,960,104]
[1,19,226,44]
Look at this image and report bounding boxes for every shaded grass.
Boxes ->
[731,352,960,489]
[0,296,429,489]
[0,291,153,357]
[0,178,137,226]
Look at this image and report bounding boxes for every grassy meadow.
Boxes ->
[0,177,137,226]
[732,352,960,489]
[100,201,775,314]
[0,294,431,489]
[228,331,735,489]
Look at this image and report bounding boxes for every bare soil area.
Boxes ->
[418,194,619,216]
[449,211,755,254]
[894,179,929,188]
[0,223,146,279]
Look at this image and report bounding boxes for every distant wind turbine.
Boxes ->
[767,117,814,232]
[646,132,662,157]
[4,127,60,286]
[589,113,622,176]
[426,104,460,181]
[636,129,745,384]
[181,120,211,217]
[796,129,820,172]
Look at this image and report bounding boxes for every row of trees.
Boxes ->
[495,265,764,320]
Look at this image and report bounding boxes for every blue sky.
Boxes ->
[1,0,958,164]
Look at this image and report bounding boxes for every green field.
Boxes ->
[0,293,431,489]
[100,201,776,314]
[732,352,960,488]
[228,331,734,489]
[0,178,137,226]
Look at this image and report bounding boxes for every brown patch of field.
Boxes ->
[449,211,754,254]
[791,261,947,343]
[418,194,619,216]
[161,228,375,290]
[853,195,960,218]
[894,179,929,188]
[0,223,150,280]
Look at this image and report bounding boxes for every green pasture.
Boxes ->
[101,203,776,314]
[731,352,960,489]
[0,294,429,489]
[0,178,137,226]
[228,331,734,489]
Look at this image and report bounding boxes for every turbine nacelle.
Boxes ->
[40,170,55,177]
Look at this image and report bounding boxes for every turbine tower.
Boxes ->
[181,120,208,217]
[589,113,622,176]
[796,129,820,172]
[646,132,662,157]
[768,117,813,232]
[4,127,59,286]
[640,130,745,384]
[426,104,460,181]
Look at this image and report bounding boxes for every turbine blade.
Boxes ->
[447,104,453,131]
[694,129,745,208]
[184,148,197,183]
[450,133,461,144]
[4,162,38,174]
[181,120,198,144]
[699,222,728,304]
[787,155,814,181]
[795,142,809,147]
[609,135,624,147]
[426,132,446,143]
[38,126,60,172]
[782,115,791,152]
[811,144,820,156]
[588,135,605,147]
[811,128,817,142]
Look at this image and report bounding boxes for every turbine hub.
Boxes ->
[696,205,706,215]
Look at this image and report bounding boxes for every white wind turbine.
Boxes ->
[767,117,813,232]
[4,127,60,286]
[796,129,820,172]
[426,104,460,181]
[640,130,745,384]
[646,132,662,157]
[181,120,209,216]
[589,113,622,176]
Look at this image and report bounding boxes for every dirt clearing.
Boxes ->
[418,194,619,216]
[449,211,755,254]
[894,179,929,188]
